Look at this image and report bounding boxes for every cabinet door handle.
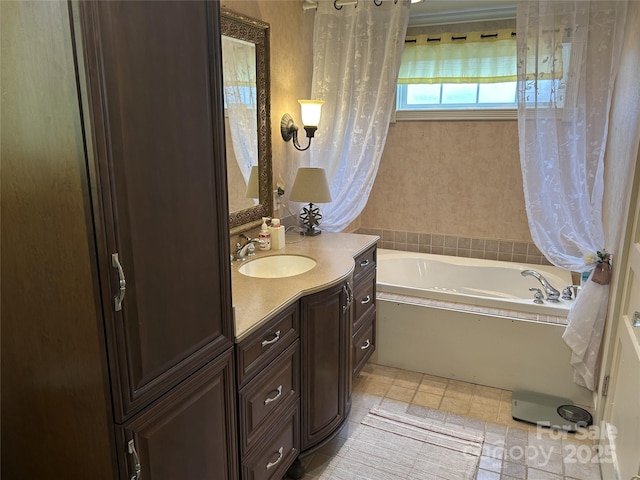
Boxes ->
[266,446,284,470]
[261,330,281,347]
[264,385,283,405]
[360,339,372,350]
[127,439,142,480]
[360,295,371,305]
[359,259,370,267]
[112,253,127,312]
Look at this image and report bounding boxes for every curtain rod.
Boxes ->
[303,0,405,11]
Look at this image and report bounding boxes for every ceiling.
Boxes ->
[408,0,516,26]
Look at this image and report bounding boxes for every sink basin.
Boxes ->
[238,255,317,279]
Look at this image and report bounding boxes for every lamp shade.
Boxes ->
[245,165,259,198]
[298,100,324,127]
[289,167,332,204]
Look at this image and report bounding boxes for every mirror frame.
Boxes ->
[221,9,272,231]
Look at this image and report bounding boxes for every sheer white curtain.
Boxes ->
[222,35,258,185]
[308,0,410,232]
[517,1,628,390]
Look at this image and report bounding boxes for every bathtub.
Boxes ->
[372,249,592,405]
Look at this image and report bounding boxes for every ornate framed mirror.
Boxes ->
[221,9,272,231]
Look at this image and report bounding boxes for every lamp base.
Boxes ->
[299,203,324,236]
[301,226,322,236]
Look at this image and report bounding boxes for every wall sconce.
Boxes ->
[281,100,324,152]
[289,167,332,236]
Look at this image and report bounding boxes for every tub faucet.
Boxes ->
[521,269,561,302]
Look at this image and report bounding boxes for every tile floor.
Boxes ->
[288,362,603,480]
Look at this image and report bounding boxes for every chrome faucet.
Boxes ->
[234,234,261,261]
[521,269,561,302]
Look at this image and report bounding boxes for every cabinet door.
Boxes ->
[76,1,232,421]
[118,348,238,480]
[300,281,351,451]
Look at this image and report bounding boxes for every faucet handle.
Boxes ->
[529,287,544,304]
[561,286,574,300]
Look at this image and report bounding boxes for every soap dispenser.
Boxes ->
[258,217,271,251]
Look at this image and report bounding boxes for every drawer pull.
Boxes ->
[264,385,283,405]
[360,339,372,350]
[360,295,371,305]
[112,253,127,312]
[261,330,281,347]
[266,446,284,470]
[359,259,370,267]
[127,439,142,480]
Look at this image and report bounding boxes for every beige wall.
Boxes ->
[361,119,533,243]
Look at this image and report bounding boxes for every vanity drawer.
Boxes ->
[353,269,376,332]
[353,244,376,282]
[238,340,299,455]
[237,303,299,387]
[352,312,376,379]
[241,401,299,480]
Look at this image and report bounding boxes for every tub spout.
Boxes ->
[521,269,561,302]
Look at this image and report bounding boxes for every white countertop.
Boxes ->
[231,232,379,342]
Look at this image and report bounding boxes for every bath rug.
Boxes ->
[317,407,484,480]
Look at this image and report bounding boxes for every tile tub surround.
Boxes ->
[357,228,552,265]
[289,363,602,480]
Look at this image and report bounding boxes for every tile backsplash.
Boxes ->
[357,228,551,266]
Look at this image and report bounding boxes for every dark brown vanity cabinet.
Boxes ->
[236,304,301,479]
[117,350,237,480]
[351,246,377,378]
[300,280,353,452]
[2,2,237,479]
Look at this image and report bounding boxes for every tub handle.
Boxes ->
[529,288,544,304]
[360,295,371,305]
[360,339,372,350]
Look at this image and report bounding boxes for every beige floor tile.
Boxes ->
[474,384,504,401]
[440,396,471,415]
[468,402,500,422]
[447,379,476,393]
[393,369,423,389]
[444,389,473,402]
[359,379,392,396]
[422,373,450,384]
[385,384,417,403]
[412,390,442,409]
[317,364,602,480]
[418,378,447,395]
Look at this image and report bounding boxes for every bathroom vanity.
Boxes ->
[231,233,378,478]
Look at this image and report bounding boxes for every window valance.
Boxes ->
[398,28,563,84]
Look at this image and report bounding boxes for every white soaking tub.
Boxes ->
[372,249,591,405]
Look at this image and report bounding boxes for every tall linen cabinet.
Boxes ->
[1,1,237,479]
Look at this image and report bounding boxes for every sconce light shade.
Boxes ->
[299,100,323,127]
[289,167,332,236]
[245,165,259,198]
[281,100,325,152]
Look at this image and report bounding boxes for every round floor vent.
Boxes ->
[557,405,593,426]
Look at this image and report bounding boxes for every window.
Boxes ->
[398,81,517,110]
[396,27,567,117]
